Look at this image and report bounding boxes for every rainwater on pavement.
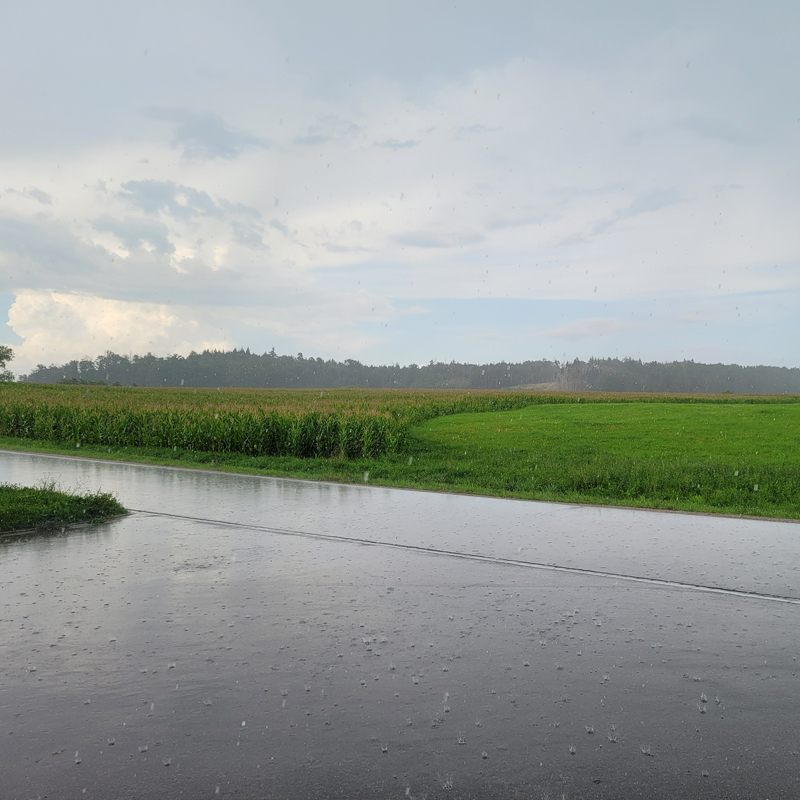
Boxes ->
[1,451,799,799]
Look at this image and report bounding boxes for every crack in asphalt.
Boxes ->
[127,508,800,606]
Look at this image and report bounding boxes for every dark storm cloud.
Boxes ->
[92,215,175,254]
[145,108,268,160]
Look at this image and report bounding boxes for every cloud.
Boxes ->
[118,180,221,220]
[8,290,233,371]
[3,187,53,205]
[218,199,261,218]
[324,244,374,255]
[679,308,714,326]
[92,215,174,254]
[235,289,396,355]
[373,139,418,149]
[229,220,265,249]
[294,134,332,146]
[399,305,431,315]
[269,218,290,235]
[488,214,545,231]
[591,189,683,236]
[678,117,758,146]
[294,116,362,147]
[26,187,53,205]
[146,108,267,160]
[0,213,254,307]
[456,124,498,136]
[392,231,485,249]
[1,5,799,370]
[535,317,634,341]
[0,214,110,290]
[459,331,501,341]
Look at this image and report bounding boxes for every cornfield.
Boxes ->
[0,384,550,458]
[0,384,789,459]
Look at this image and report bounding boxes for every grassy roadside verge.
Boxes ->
[2,398,798,520]
[0,480,126,533]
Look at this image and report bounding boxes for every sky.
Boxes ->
[1,0,798,375]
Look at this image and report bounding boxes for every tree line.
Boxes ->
[12,349,800,394]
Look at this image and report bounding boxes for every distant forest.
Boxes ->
[18,349,800,394]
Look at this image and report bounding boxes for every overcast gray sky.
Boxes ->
[1,0,798,373]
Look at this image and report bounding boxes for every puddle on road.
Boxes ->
[2,512,799,799]
[1,450,799,599]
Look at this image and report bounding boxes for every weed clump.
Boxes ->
[0,479,126,533]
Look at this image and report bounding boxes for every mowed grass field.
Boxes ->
[409,402,800,518]
[1,384,798,519]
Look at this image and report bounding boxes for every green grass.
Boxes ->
[1,399,798,519]
[0,480,127,533]
[409,401,800,518]
[3,383,795,461]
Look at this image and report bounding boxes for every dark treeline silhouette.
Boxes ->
[21,349,556,390]
[557,358,800,394]
[18,350,800,394]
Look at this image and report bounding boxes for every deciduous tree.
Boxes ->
[0,345,13,382]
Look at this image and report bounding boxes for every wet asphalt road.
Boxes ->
[1,451,799,799]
